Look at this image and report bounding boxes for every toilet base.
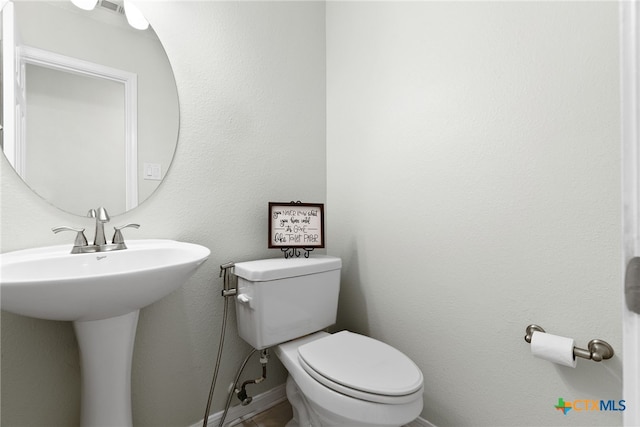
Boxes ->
[276,332,423,427]
[284,376,409,427]
[285,376,320,427]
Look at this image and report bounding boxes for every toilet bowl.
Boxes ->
[233,256,424,426]
[275,331,424,427]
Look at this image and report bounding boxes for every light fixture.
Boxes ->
[70,0,149,31]
[123,0,149,31]
[70,0,98,11]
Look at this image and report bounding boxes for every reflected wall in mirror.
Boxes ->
[1,0,179,216]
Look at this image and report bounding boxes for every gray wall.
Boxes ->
[326,2,622,426]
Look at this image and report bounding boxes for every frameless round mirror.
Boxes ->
[1,0,179,216]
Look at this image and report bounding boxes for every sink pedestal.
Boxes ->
[1,239,211,425]
[73,310,140,427]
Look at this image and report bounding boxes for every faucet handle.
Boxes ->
[112,224,140,245]
[52,226,89,247]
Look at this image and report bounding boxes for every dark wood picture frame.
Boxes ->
[268,202,324,248]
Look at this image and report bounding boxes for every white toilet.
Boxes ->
[233,255,424,427]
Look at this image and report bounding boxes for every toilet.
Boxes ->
[233,256,424,427]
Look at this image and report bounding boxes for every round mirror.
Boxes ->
[1,0,179,216]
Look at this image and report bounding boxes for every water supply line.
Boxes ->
[218,348,257,424]
[236,349,270,405]
[202,263,271,427]
[202,262,236,427]
[217,347,270,426]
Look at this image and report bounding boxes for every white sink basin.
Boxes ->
[0,239,210,321]
[1,238,210,426]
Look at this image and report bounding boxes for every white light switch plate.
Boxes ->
[144,163,162,181]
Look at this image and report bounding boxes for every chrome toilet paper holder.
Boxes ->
[524,324,614,362]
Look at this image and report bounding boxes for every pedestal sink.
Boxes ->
[0,239,210,426]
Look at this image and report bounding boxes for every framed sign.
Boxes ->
[269,202,324,249]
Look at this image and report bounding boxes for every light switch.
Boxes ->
[144,163,162,181]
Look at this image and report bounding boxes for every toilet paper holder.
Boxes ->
[524,324,614,362]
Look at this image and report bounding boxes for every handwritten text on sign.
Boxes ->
[269,203,324,248]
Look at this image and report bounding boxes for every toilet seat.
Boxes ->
[297,331,424,404]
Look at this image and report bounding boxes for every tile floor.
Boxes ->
[228,399,422,427]
[230,400,293,427]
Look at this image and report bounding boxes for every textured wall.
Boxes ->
[1,1,325,425]
[326,2,622,426]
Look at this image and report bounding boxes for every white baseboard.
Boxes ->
[190,384,287,427]
[191,383,437,427]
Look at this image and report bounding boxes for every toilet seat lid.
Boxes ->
[297,331,423,400]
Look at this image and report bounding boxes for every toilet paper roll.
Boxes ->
[530,331,577,368]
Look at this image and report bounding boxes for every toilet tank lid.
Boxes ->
[234,255,341,282]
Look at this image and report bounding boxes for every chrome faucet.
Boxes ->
[88,207,110,246]
[52,207,140,254]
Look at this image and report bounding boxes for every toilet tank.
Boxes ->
[233,256,342,350]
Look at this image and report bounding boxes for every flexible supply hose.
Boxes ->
[202,285,230,427]
[202,263,235,427]
[218,348,257,426]
[202,263,267,427]
[236,349,269,406]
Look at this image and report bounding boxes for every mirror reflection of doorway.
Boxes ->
[2,0,179,216]
[25,63,127,213]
